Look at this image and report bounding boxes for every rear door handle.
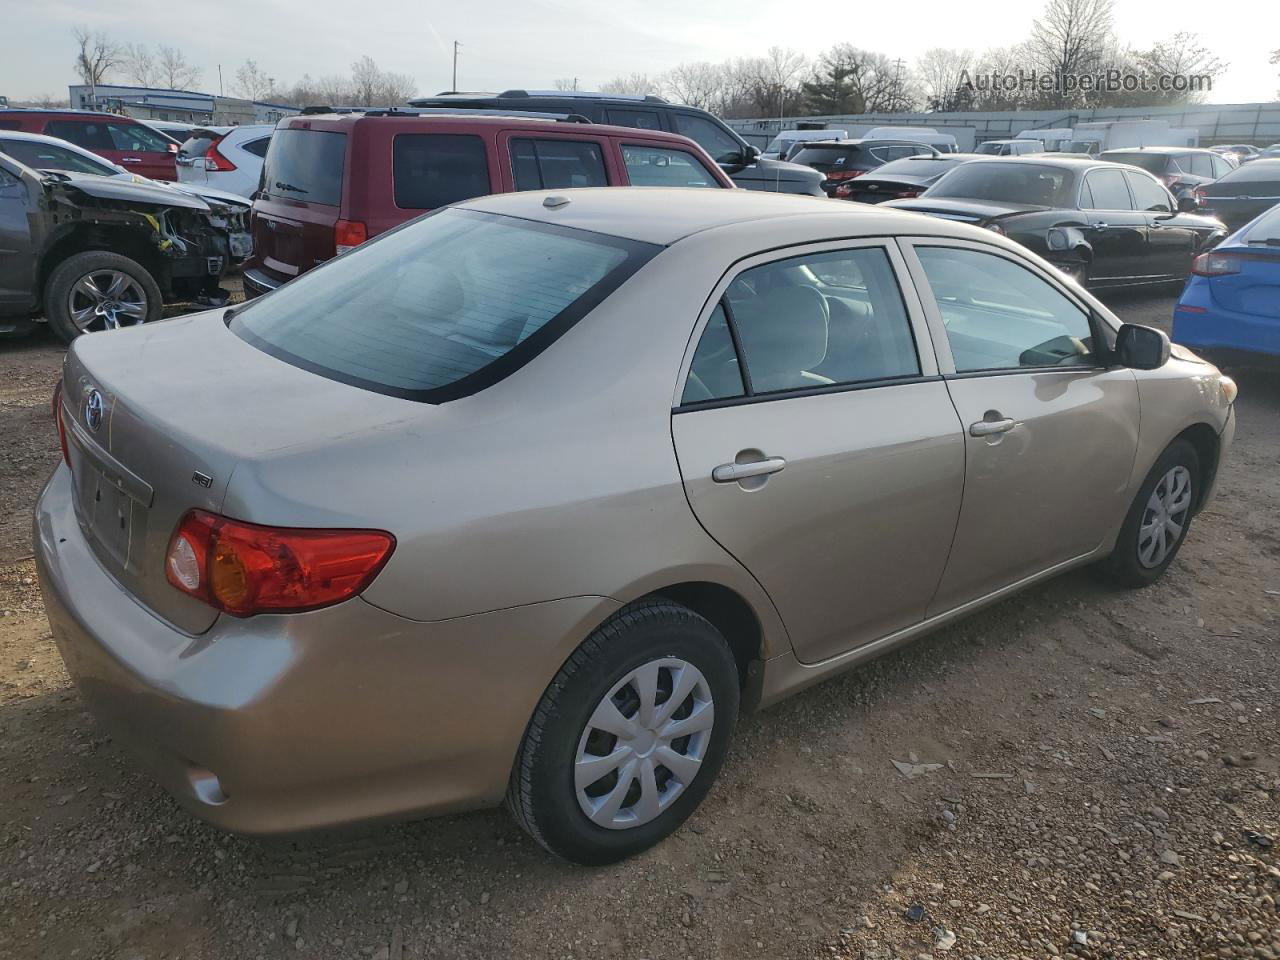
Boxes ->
[1089,221,1109,230]
[969,418,1016,437]
[712,457,787,483]
[120,157,142,164]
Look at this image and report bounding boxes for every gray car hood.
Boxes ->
[49,172,248,212]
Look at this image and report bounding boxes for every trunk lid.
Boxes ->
[250,199,339,284]
[60,310,414,633]
[883,197,1049,223]
[1207,242,1280,320]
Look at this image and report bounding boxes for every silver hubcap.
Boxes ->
[67,270,148,332]
[1138,465,1192,568]
[575,658,714,830]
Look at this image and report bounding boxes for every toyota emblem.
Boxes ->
[84,389,104,433]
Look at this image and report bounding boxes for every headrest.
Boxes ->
[731,285,829,390]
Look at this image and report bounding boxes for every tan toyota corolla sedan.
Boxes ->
[37,188,1236,864]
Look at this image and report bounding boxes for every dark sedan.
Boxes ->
[788,139,939,196]
[886,157,1227,288]
[833,153,983,203]
[1194,159,1280,232]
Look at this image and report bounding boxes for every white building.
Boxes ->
[68,84,297,125]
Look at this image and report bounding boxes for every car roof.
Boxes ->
[797,138,936,147]
[280,112,700,143]
[0,108,143,121]
[459,186,982,246]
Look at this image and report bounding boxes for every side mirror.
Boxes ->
[1115,323,1170,370]
[1176,195,1197,213]
[747,145,761,161]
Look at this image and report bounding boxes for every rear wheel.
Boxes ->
[1095,439,1200,588]
[44,251,163,343]
[507,599,739,865]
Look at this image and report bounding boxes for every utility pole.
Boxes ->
[452,41,461,93]
[218,64,224,97]
[892,58,905,112]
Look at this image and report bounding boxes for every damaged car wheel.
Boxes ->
[45,251,163,343]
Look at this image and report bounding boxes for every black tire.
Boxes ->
[507,599,740,865]
[1094,439,1201,588]
[44,251,163,344]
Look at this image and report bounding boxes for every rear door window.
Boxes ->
[231,208,657,402]
[262,128,346,205]
[606,109,662,130]
[510,138,608,190]
[242,137,271,158]
[1082,169,1133,210]
[45,120,114,151]
[621,145,719,187]
[393,133,490,210]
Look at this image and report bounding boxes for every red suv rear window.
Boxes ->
[262,128,346,206]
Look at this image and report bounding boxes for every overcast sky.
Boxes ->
[3,0,1276,107]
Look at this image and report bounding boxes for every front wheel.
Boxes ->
[44,251,163,344]
[1095,439,1200,588]
[507,600,740,865]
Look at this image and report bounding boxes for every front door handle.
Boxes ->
[969,418,1016,437]
[712,457,787,483]
[120,157,142,163]
[1089,221,1109,230]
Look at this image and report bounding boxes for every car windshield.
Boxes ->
[974,143,1006,155]
[1064,140,1099,154]
[1103,152,1169,174]
[231,209,658,402]
[1217,160,1280,184]
[926,162,1075,206]
[0,139,116,176]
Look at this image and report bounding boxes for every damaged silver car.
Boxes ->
[0,149,250,343]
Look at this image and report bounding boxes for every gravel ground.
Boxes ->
[0,291,1276,960]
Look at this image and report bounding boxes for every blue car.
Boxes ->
[1174,204,1280,366]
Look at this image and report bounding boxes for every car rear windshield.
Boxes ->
[261,128,346,206]
[1103,152,1170,174]
[230,209,658,402]
[790,144,864,171]
[927,162,1075,206]
[179,129,228,158]
[1217,160,1280,184]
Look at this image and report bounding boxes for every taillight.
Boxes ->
[165,510,395,617]
[52,380,70,466]
[825,170,865,182]
[334,219,368,255]
[1192,252,1241,276]
[898,189,921,198]
[1194,187,1207,207]
[202,137,236,172]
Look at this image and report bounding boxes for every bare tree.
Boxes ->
[379,70,417,105]
[121,43,157,86]
[1026,0,1115,104]
[314,74,356,106]
[156,46,201,90]
[233,59,273,100]
[599,73,665,96]
[1273,48,1280,98]
[665,62,727,111]
[801,45,901,115]
[72,26,119,89]
[553,77,579,91]
[916,48,974,112]
[351,55,382,106]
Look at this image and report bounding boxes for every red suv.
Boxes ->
[0,109,179,181]
[242,111,734,298]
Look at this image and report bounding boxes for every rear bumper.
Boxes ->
[1174,293,1280,361]
[240,267,279,300]
[35,465,617,834]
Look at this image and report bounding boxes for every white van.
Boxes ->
[1016,128,1074,152]
[762,129,848,160]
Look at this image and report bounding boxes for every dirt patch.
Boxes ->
[0,293,1276,960]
